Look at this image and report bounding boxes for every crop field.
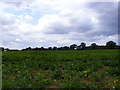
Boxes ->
[2,50,120,88]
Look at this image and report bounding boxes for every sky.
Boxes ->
[0,0,119,49]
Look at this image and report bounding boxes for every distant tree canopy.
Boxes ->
[1,41,119,51]
[70,44,77,50]
[0,47,4,51]
[80,42,86,50]
[48,47,52,50]
[53,46,57,50]
[106,41,116,49]
[91,43,97,49]
[41,47,45,50]
[62,46,70,50]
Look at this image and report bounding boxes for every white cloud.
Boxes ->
[1,12,17,25]
[17,14,33,22]
[15,39,21,42]
[0,1,118,49]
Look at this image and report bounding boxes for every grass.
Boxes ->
[2,49,120,88]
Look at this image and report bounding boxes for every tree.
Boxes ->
[62,46,70,50]
[106,41,116,49]
[34,47,40,50]
[0,47,4,51]
[26,47,32,50]
[48,47,52,50]
[53,46,57,50]
[91,43,97,49]
[5,48,10,51]
[40,47,44,50]
[58,47,63,50]
[70,44,77,50]
[80,42,86,49]
[76,45,82,50]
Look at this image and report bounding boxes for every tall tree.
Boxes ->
[106,41,116,49]
[91,43,97,49]
[53,46,57,50]
[63,46,70,50]
[80,42,86,49]
[70,44,77,50]
[40,47,44,50]
[0,47,4,51]
[48,47,52,50]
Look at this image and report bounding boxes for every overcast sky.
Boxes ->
[0,0,119,49]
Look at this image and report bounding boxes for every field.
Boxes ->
[2,50,120,88]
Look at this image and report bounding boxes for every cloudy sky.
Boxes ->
[0,0,119,49]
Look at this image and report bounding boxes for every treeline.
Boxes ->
[0,41,120,51]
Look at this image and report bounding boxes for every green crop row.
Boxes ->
[2,50,120,88]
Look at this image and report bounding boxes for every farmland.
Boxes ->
[2,50,120,88]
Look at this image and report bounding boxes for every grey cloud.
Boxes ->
[41,2,118,45]
[1,1,118,49]
[5,2,23,7]
[44,2,118,35]
[1,17,16,25]
[71,22,93,33]
[118,2,120,34]
[87,2,117,13]
[69,16,94,33]
[0,14,16,26]
[68,32,96,42]
[45,14,94,34]
[88,2,118,36]
[46,23,71,34]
